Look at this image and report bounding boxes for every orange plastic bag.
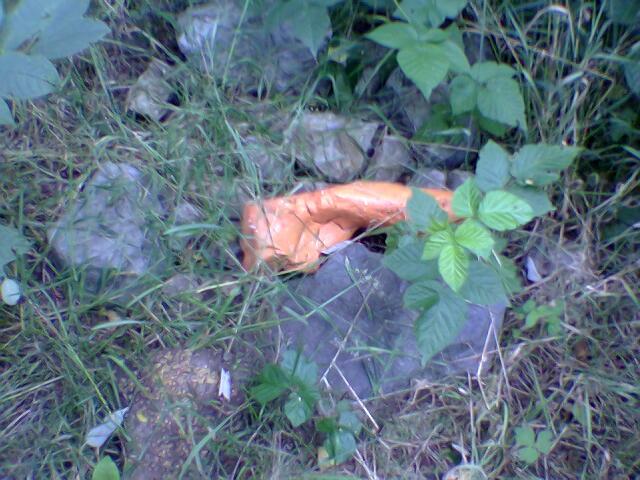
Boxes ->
[241,181,454,272]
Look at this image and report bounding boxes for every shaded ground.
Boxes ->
[1,1,639,479]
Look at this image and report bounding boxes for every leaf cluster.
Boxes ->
[514,426,554,464]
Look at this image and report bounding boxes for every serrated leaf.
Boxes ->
[92,456,120,480]
[459,261,508,305]
[406,188,448,231]
[415,281,468,363]
[284,391,313,427]
[403,281,439,309]
[515,426,535,447]
[338,410,362,434]
[31,17,109,60]
[0,224,32,269]
[0,52,58,100]
[0,100,15,126]
[366,22,418,50]
[511,144,582,187]
[535,430,554,454]
[451,178,482,218]
[281,350,318,386]
[475,140,511,192]
[440,40,470,73]
[251,364,288,404]
[383,238,439,281]
[517,446,539,464]
[478,191,534,231]
[324,429,357,464]
[287,3,331,58]
[454,220,494,259]
[477,77,526,130]
[489,254,522,294]
[470,61,516,83]
[450,75,477,115]
[422,229,452,260]
[397,43,449,100]
[438,243,468,292]
[506,185,554,216]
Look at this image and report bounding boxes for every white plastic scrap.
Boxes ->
[1,278,21,305]
[85,407,129,448]
[218,368,231,401]
[525,256,543,283]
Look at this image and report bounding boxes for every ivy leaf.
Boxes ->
[506,185,554,216]
[438,243,469,292]
[415,281,468,364]
[451,178,482,218]
[366,22,418,50]
[535,430,554,455]
[0,100,15,127]
[0,224,32,269]
[458,261,508,305]
[284,391,313,427]
[515,426,536,447]
[92,456,120,480]
[30,17,109,60]
[422,229,453,260]
[0,52,58,100]
[383,238,439,281]
[403,281,439,309]
[478,191,534,231]
[406,188,448,231]
[450,75,477,115]
[397,43,449,100]
[475,140,511,192]
[454,219,494,259]
[511,144,582,187]
[470,61,517,83]
[477,77,526,130]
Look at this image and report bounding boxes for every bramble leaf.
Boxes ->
[383,238,439,281]
[450,75,477,115]
[0,52,58,100]
[506,185,554,216]
[454,220,494,259]
[452,178,482,218]
[459,261,508,305]
[403,281,439,309]
[438,243,469,292]
[397,43,449,99]
[284,392,313,427]
[478,191,534,231]
[477,77,526,130]
[511,144,582,187]
[366,22,418,49]
[422,229,453,260]
[475,140,511,192]
[406,188,448,231]
[470,61,516,83]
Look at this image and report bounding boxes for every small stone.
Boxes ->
[409,167,447,189]
[365,135,413,181]
[126,59,173,121]
[1,278,21,306]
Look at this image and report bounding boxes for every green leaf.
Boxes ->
[470,61,516,83]
[440,40,470,73]
[515,426,535,447]
[511,144,582,187]
[506,185,554,216]
[451,178,482,218]
[422,228,453,260]
[338,410,362,434]
[415,281,468,363]
[383,238,439,281]
[623,43,640,96]
[449,75,477,115]
[366,22,418,50]
[476,113,509,137]
[477,77,526,130]
[282,3,331,58]
[0,52,58,100]
[0,224,31,269]
[92,456,120,480]
[454,220,494,259]
[406,188,448,231]
[475,141,511,192]
[324,429,357,464]
[397,43,449,100]
[284,392,313,427]
[30,17,109,60]
[459,261,508,305]
[608,0,640,25]
[535,430,554,455]
[281,350,317,386]
[250,365,288,404]
[489,254,522,294]
[438,243,468,292]
[518,446,539,464]
[478,191,534,231]
[0,100,15,127]
[433,0,468,19]
[403,281,439,309]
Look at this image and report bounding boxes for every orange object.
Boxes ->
[241,181,455,272]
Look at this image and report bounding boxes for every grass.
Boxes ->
[1,0,639,478]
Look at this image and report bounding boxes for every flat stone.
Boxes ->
[273,244,505,398]
[409,167,447,189]
[126,59,173,121]
[365,135,413,181]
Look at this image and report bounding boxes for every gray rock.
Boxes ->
[48,162,167,302]
[273,244,505,398]
[365,135,413,181]
[126,59,173,121]
[241,135,290,182]
[176,1,321,93]
[446,169,473,189]
[409,167,447,189]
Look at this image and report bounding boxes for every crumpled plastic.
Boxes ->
[241,181,454,271]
